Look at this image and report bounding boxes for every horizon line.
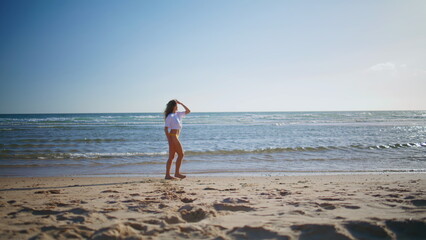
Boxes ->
[0,109,425,115]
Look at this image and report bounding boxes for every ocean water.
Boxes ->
[0,111,425,177]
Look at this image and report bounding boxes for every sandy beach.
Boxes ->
[0,174,425,239]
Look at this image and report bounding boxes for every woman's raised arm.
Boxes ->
[176,100,191,115]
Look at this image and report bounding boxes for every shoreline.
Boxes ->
[1,169,425,178]
[1,173,425,239]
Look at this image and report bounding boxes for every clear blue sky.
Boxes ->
[1,0,425,113]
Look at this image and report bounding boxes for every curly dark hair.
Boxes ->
[164,100,177,120]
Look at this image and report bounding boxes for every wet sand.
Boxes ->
[0,174,425,239]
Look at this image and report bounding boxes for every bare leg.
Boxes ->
[172,137,186,179]
[165,139,177,180]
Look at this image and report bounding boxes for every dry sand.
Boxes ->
[0,174,425,239]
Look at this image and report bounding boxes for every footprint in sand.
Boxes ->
[213,203,255,212]
[164,215,185,224]
[90,223,140,240]
[411,199,426,207]
[56,213,85,223]
[34,189,61,194]
[318,203,336,210]
[68,207,91,215]
[31,225,93,239]
[289,210,305,215]
[9,206,91,218]
[161,191,180,200]
[222,197,250,204]
[342,205,361,210]
[101,190,119,193]
[69,200,88,204]
[179,207,212,222]
[291,224,350,240]
[102,208,119,213]
[48,202,72,208]
[319,197,344,201]
[279,190,291,196]
[27,207,62,216]
[143,219,165,226]
[180,197,196,203]
[386,220,426,239]
[228,226,290,240]
[158,203,168,209]
[178,225,204,234]
[178,205,216,222]
[344,221,391,240]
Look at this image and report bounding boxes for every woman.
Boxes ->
[164,99,191,180]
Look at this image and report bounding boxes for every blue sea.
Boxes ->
[0,111,425,177]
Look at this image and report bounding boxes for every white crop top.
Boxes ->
[165,112,186,131]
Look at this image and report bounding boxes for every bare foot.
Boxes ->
[165,175,177,180]
[175,173,186,179]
